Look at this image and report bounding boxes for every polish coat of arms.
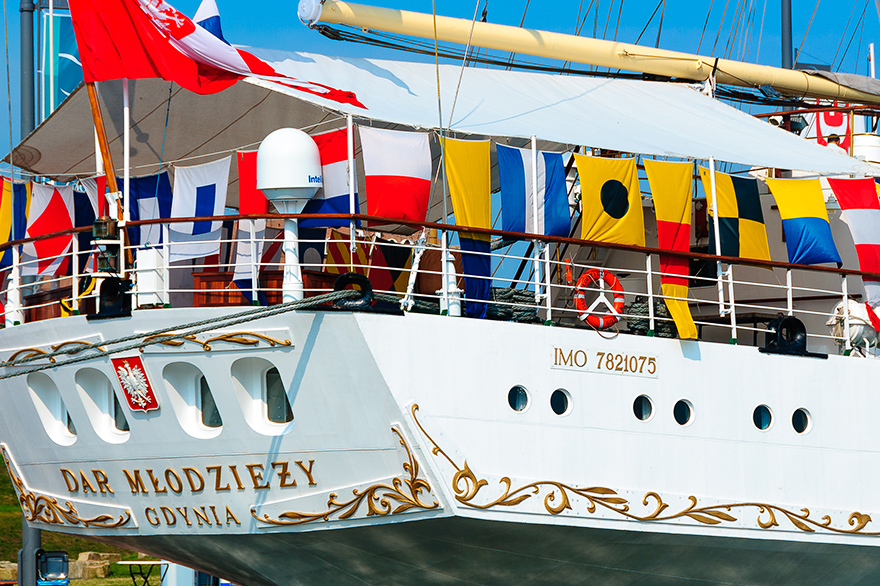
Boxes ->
[110,356,159,412]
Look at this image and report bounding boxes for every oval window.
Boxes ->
[633,395,653,421]
[673,400,693,426]
[753,405,773,431]
[792,408,811,434]
[508,386,529,412]
[550,389,570,415]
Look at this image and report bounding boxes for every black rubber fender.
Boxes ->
[333,272,374,310]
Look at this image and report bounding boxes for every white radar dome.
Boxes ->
[257,128,322,201]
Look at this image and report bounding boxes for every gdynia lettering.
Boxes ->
[58,460,318,528]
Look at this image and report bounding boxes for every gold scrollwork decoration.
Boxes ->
[4,341,105,366]
[139,332,291,352]
[0,448,130,529]
[410,404,880,537]
[251,427,438,526]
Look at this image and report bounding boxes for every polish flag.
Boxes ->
[358,127,432,222]
[300,128,359,228]
[22,184,74,277]
[68,0,364,107]
[827,177,880,328]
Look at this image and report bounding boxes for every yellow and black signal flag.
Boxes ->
[576,155,645,246]
[644,160,697,340]
[699,168,770,262]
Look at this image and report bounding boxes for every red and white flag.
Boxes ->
[22,184,74,277]
[300,128,359,228]
[827,177,880,328]
[358,127,432,222]
[68,0,364,107]
[236,151,268,215]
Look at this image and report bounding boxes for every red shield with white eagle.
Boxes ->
[111,356,159,412]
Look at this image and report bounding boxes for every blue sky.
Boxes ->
[1,0,880,152]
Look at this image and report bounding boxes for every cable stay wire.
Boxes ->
[836,0,869,72]
[794,0,821,69]
[711,0,733,56]
[696,0,716,54]
[832,0,862,71]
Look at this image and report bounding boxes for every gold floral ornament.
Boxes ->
[252,427,439,526]
[0,445,131,529]
[411,404,880,536]
[4,341,106,366]
[140,331,291,352]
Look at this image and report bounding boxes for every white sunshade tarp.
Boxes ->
[11,48,879,191]
[250,48,880,176]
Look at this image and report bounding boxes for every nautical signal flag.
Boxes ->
[193,0,228,44]
[828,177,880,323]
[300,128,360,229]
[444,137,491,319]
[0,178,31,268]
[236,151,268,215]
[22,184,74,277]
[644,160,697,339]
[698,168,770,261]
[576,155,645,246]
[68,0,364,107]
[764,178,841,266]
[358,127,433,222]
[126,172,173,247]
[171,156,231,235]
[324,230,412,294]
[497,144,570,237]
[232,219,267,305]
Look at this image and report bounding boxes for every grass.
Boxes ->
[0,458,138,564]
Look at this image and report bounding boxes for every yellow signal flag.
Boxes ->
[576,155,645,246]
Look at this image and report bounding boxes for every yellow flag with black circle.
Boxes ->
[576,155,645,246]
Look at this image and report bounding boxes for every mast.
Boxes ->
[299,0,880,106]
[781,0,793,69]
[20,0,35,136]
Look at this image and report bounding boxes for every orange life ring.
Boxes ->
[573,268,625,329]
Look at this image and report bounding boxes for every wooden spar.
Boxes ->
[86,82,121,217]
[301,0,880,106]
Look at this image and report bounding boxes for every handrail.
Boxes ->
[2,212,879,281]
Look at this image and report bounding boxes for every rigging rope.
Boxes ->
[755,0,768,63]
[447,0,483,129]
[794,0,822,69]
[836,0,870,72]
[711,0,732,56]
[633,0,663,45]
[3,0,14,185]
[654,0,666,49]
[697,0,715,54]
[832,0,862,71]
[0,288,361,378]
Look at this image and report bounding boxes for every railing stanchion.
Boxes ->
[842,275,852,353]
[727,265,737,344]
[786,269,793,316]
[646,255,655,336]
[544,243,552,324]
[708,157,726,319]
[162,224,171,307]
[249,220,259,305]
[71,234,79,315]
[8,245,23,325]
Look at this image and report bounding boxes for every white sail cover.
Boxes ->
[10,49,878,191]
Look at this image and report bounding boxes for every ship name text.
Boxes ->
[58,460,318,496]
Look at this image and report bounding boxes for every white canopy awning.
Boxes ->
[9,49,878,204]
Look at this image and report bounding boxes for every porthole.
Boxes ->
[673,400,693,426]
[753,405,773,431]
[550,389,570,415]
[792,408,811,434]
[633,395,653,421]
[508,386,529,412]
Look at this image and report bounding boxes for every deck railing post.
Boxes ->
[7,246,23,325]
[71,233,79,314]
[249,220,259,305]
[544,243,553,324]
[842,275,852,353]
[708,157,726,318]
[726,265,737,344]
[162,224,170,307]
[347,114,356,270]
[786,269,793,316]
[646,255,655,336]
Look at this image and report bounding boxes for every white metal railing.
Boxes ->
[0,215,871,356]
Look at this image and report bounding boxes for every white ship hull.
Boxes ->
[3,307,880,584]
